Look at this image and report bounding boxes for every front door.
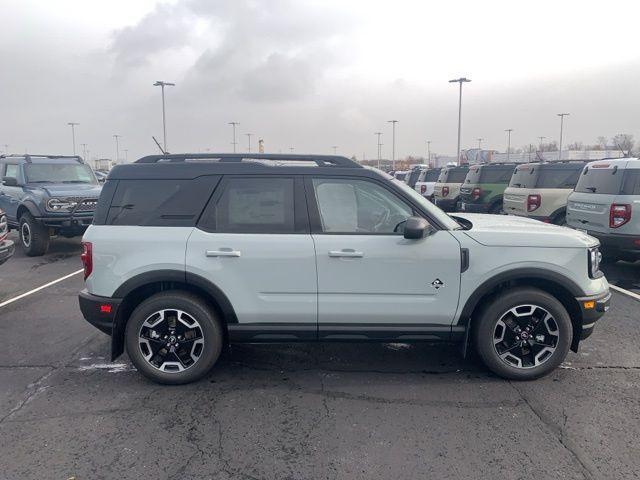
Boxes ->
[306,177,461,339]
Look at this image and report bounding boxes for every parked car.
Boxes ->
[79,153,609,384]
[504,161,587,225]
[414,167,442,201]
[567,158,640,262]
[404,165,429,189]
[434,165,469,212]
[0,155,102,256]
[393,170,408,181]
[459,163,516,214]
[0,208,14,265]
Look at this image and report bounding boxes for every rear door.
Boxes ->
[186,176,317,337]
[567,162,625,233]
[306,176,461,337]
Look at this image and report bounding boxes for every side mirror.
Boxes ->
[2,176,18,187]
[403,216,431,240]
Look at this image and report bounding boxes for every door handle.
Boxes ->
[206,249,241,257]
[328,249,364,258]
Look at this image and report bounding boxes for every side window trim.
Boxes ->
[304,175,420,236]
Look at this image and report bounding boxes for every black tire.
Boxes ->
[473,287,572,380]
[125,291,224,385]
[489,202,503,215]
[551,212,567,226]
[19,212,49,256]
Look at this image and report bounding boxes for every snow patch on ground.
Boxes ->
[77,363,135,373]
[384,343,413,351]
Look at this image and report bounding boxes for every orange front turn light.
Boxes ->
[583,301,595,310]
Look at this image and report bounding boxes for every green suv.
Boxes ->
[459,163,516,214]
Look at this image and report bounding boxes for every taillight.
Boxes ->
[80,242,93,279]
[527,194,541,212]
[442,186,449,197]
[420,185,426,194]
[471,187,482,201]
[609,204,631,228]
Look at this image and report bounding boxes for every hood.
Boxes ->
[453,213,598,248]
[34,184,102,198]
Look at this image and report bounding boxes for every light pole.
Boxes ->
[557,113,569,160]
[374,132,383,169]
[505,129,513,163]
[538,136,546,151]
[113,135,121,164]
[426,140,431,167]
[331,146,338,155]
[3,144,8,154]
[477,138,483,150]
[124,149,129,162]
[229,122,239,153]
[153,81,175,153]
[449,77,471,166]
[245,133,253,153]
[387,120,398,169]
[289,147,294,153]
[81,143,88,160]
[67,122,79,155]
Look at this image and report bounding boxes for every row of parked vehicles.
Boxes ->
[395,158,640,262]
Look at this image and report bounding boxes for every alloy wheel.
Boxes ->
[21,222,31,248]
[138,309,205,373]
[492,304,559,369]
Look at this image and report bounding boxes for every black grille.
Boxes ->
[66,197,98,212]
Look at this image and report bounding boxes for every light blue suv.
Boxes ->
[79,154,610,384]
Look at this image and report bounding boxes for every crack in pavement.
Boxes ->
[0,368,56,424]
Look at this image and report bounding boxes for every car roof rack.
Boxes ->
[0,154,84,164]
[135,153,362,168]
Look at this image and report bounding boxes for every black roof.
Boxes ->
[0,154,84,164]
[110,153,368,180]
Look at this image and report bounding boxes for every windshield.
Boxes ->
[574,166,623,194]
[25,163,98,184]
[391,179,460,230]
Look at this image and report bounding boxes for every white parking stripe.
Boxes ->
[610,284,640,302]
[0,269,83,308]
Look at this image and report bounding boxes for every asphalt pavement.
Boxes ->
[1,233,639,480]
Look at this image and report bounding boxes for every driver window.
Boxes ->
[312,178,413,234]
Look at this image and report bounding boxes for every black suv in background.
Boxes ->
[0,155,101,256]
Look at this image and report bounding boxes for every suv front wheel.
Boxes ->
[19,212,50,256]
[473,287,572,380]
[125,291,224,384]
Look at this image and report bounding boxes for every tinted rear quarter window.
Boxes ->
[575,167,624,194]
[621,170,640,195]
[106,176,218,226]
[536,166,583,188]
[424,169,440,182]
[479,166,514,184]
[509,166,537,188]
[446,168,468,183]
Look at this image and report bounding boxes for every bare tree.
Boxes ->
[596,136,608,151]
[613,134,635,156]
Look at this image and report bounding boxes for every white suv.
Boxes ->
[79,154,610,384]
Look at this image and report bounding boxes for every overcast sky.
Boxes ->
[1,0,639,161]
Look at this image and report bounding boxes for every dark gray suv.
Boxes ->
[0,155,102,256]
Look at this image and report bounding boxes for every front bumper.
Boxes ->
[37,214,94,229]
[459,201,491,213]
[0,239,15,265]
[583,230,640,258]
[79,289,122,335]
[435,197,459,212]
[576,289,611,340]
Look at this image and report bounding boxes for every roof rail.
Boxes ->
[0,154,84,164]
[134,153,361,168]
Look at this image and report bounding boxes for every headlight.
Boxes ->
[588,246,601,278]
[46,198,77,212]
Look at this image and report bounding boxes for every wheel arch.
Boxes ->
[111,270,238,360]
[16,201,41,222]
[549,206,567,225]
[459,268,584,355]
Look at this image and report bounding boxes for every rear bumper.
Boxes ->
[78,289,121,335]
[435,197,459,212]
[0,239,14,264]
[576,289,611,340]
[584,230,640,258]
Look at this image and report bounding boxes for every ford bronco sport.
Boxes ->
[0,155,101,256]
[459,163,516,214]
[79,154,610,384]
[504,161,587,225]
[567,158,640,262]
[434,165,469,212]
[414,167,442,200]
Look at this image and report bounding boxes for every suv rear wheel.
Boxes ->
[19,212,50,256]
[125,291,224,384]
[473,287,572,380]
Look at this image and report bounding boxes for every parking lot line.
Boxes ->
[610,284,640,302]
[0,269,83,309]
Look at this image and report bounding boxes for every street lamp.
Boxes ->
[153,81,175,153]
[449,77,471,166]
[477,138,483,150]
[80,143,88,160]
[113,135,121,164]
[245,133,253,153]
[331,146,338,155]
[67,122,79,155]
[426,140,431,167]
[557,113,569,160]
[505,129,513,163]
[387,120,398,169]
[229,122,240,153]
[538,136,546,151]
[374,132,383,169]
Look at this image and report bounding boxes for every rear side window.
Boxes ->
[5,164,19,179]
[479,167,514,184]
[536,167,582,188]
[445,168,468,183]
[200,177,296,233]
[575,167,623,194]
[424,169,440,182]
[509,166,537,188]
[106,176,218,226]
[407,169,421,186]
[621,170,640,195]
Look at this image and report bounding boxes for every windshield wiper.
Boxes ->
[585,186,597,192]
